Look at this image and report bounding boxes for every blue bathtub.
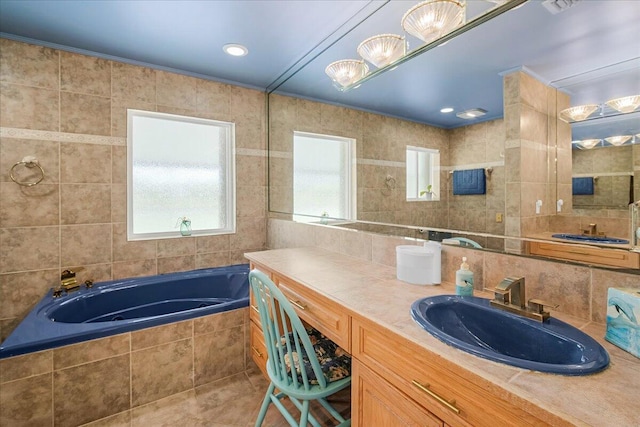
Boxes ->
[0,264,249,359]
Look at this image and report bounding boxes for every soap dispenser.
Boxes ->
[455,257,474,296]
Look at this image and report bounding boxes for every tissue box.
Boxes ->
[605,287,640,359]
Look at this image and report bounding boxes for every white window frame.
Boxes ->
[406,146,440,201]
[127,109,236,241]
[292,131,356,223]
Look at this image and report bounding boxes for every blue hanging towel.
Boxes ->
[453,169,486,195]
[572,177,594,195]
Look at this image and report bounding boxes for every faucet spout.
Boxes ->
[489,276,556,321]
[495,276,525,308]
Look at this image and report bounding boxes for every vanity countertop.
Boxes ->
[245,247,640,427]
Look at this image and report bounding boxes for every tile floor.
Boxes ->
[83,366,351,427]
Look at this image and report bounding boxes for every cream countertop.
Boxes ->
[245,247,640,427]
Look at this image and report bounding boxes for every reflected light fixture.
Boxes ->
[559,104,599,122]
[223,43,248,57]
[401,0,466,44]
[605,135,632,146]
[357,34,407,68]
[325,60,369,88]
[578,139,601,149]
[605,95,640,114]
[456,108,487,119]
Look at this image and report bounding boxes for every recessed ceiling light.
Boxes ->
[456,108,487,119]
[440,107,454,113]
[223,43,248,57]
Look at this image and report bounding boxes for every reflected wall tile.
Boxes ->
[60,224,112,266]
[195,252,229,269]
[0,83,59,130]
[0,373,52,426]
[54,334,130,369]
[61,92,111,135]
[131,339,194,406]
[0,226,59,273]
[196,234,229,254]
[0,39,59,89]
[112,259,157,280]
[193,308,245,336]
[131,320,192,351]
[0,137,59,183]
[0,269,57,319]
[194,326,245,386]
[0,350,52,383]
[61,183,111,224]
[196,79,231,116]
[0,182,59,227]
[61,51,111,97]
[54,355,130,426]
[111,98,156,137]
[60,143,112,183]
[157,238,195,257]
[112,63,156,103]
[112,222,157,262]
[156,71,197,110]
[296,98,321,130]
[157,256,195,274]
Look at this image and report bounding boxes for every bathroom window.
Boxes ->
[127,110,235,240]
[293,131,356,223]
[406,146,440,201]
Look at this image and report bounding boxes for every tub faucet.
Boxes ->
[489,276,558,321]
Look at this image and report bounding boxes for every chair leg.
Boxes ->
[299,400,310,427]
[255,382,276,427]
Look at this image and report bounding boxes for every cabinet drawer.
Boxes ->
[275,274,351,351]
[529,241,640,268]
[352,317,556,427]
[250,320,268,378]
[249,292,261,325]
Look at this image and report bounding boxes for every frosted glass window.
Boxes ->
[406,146,440,201]
[127,110,235,240]
[293,132,355,223]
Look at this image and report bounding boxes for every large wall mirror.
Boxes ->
[267,0,640,271]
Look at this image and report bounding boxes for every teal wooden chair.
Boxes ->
[449,237,482,248]
[249,269,351,427]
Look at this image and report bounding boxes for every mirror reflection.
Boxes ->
[267,0,639,269]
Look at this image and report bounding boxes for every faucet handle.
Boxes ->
[528,299,559,314]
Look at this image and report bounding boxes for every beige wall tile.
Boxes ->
[60,224,112,266]
[60,143,112,183]
[195,252,230,269]
[113,222,157,262]
[54,334,130,369]
[194,325,245,386]
[61,92,111,135]
[112,63,156,103]
[0,350,52,383]
[229,217,266,251]
[196,234,230,254]
[157,255,196,274]
[0,318,20,343]
[196,79,231,116]
[236,185,266,218]
[131,320,193,351]
[0,137,59,183]
[112,145,127,184]
[130,390,201,427]
[0,83,59,130]
[112,259,157,280]
[236,155,266,187]
[61,183,111,224]
[61,52,111,97]
[111,184,127,223]
[54,355,130,426]
[0,226,59,272]
[111,98,156,137]
[131,339,193,406]
[591,269,640,323]
[193,308,245,336]
[0,373,52,426]
[80,410,131,427]
[0,182,59,227]
[0,39,58,89]
[156,237,195,257]
[0,269,57,319]
[156,71,197,110]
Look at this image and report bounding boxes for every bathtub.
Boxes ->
[0,264,249,359]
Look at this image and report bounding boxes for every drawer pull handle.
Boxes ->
[251,346,263,357]
[289,299,307,310]
[412,380,460,414]
[251,304,259,313]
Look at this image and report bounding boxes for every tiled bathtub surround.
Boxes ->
[268,218,640,323]
[0,308,250,426]
[0,38,267,341]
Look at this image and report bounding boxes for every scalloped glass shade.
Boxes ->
[325,60,369,88]
[579,139,601,149]
[605,135,632,146]
[559,104,599,122]
[401,0,466,44]
[357,34,406,68]
[605,95,640,114]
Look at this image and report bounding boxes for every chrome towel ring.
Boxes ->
[10,156,45,187]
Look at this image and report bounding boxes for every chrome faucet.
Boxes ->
[489,277,558,321]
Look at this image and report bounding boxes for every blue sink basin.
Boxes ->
[411,295,609,375]
[551,233,629,244]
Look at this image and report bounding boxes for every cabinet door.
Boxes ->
[353,360,443,427]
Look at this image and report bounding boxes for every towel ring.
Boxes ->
[10,156,45,187]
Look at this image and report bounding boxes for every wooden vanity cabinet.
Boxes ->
[528,240,640,268]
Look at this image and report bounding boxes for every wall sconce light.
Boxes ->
[560,94,640,123]
[401,0,466,44]
[325,60,369,88]
[577,139,601,149]
[604,135,632,146]
[559,104,599,122]
[605,95,640,114]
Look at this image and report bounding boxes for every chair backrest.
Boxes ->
[249,269,328,390]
